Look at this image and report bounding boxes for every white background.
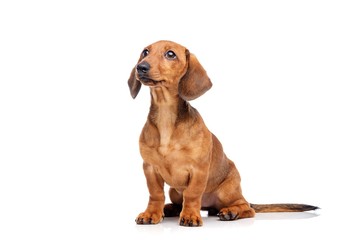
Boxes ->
[1,0,359,239]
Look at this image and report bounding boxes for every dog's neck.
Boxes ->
[148,86,190,148]
[149,86,185,123]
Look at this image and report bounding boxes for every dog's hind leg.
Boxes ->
[214,161,255,220]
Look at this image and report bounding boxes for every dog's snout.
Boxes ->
[136,62,150,74]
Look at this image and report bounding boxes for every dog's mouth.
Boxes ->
[138,77,165,87]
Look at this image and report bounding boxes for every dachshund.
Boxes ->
[128,40,318,227]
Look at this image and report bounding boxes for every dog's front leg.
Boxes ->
[135,163,165,224]
[179,167,208,227]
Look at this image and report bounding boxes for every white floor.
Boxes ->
[132,211,322,240]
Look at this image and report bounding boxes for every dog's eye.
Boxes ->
[142,49,149,57]
[165,50,176,59]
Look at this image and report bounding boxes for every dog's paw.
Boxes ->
[218,208,239,220]
[179,210,203,227]
[218,205,255,221]
[135,211,164,224]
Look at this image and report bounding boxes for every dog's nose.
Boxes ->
[136,62,150,74]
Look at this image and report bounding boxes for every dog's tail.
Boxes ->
[250,203,319,213]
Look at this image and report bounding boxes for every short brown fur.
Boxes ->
[128,40,318,227]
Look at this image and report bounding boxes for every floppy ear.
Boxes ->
[128,67,142,99]
[179,51,212,101]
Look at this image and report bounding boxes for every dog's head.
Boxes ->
[128,40,212,101]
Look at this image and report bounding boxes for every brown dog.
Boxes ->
[128,40,318,226]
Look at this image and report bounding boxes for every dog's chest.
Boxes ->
[141,128,193,187]
[140,103,206,187]
[156,161,190,188]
